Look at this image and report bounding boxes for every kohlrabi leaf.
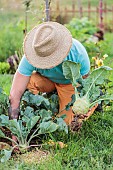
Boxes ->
[1,149,12,162]
[0,115,9,126]
[26,116,40,132]
[88,66,112,85]
[81,84,100,102]
[49,94,59,113]
[65,94,75,111]
[85,66,112,97]
[21,106,34,117]
[22,91,50,108]
[8,119,22,138]
[62,61,81,86]
[38,121,58,134]
[90,94,113,107]
[0,129,5,138]
[56,118,68,134]
[38,109,53,119]
[42,116,52,122]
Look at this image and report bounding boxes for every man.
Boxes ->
[8,21,94,126]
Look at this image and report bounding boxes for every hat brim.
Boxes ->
[23,22,72,69]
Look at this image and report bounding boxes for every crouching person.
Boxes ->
[9,22,95,128]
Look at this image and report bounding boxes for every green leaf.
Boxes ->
[100,94,113,100]
[39,121,58,134]
[38,109,52,119]
[59,114,67,120]
[90,94,113,107]
[49,94,59,113]
[22,91,50,108]
[65,94,75,111]
[50,94,58,103]
[1,149,12,162]
[42,116,52,122]
[50,102,58,113]
[89,66,112,85]
[21,106,34,117]
[56,118,68,134]
[85,66,113,97]
[26,116,40,132]
[0,115,9,126]
[0,129,5,138]
[8,119,22,137]
[62,61,81,86]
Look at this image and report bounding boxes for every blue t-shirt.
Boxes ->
[17,38,90,84]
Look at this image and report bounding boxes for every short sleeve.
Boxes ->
[17,55,35,76]
[67,39,90,76]
[79,53,90,76]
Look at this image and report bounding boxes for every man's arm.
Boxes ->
[8,71,30,119]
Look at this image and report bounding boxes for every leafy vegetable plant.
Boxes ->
[0,91,68,162]
[0,62,10,74]
[62,61,113,115]
[0,88,9,115]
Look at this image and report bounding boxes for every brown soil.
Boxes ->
[70,115,83,132]
[17,149,49,164]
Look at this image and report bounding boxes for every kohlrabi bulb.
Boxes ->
[72,97,90,115]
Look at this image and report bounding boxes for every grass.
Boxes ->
[0,32,113,169]
[0,106,113,169]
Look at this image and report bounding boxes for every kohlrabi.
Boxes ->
[62,61,113,115]
[0,91,68,162]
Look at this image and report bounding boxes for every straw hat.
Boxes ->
[23,21,72,69]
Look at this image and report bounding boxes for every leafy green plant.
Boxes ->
[67,17,97,34]
[0,88,9,115]
[62,61,113,115]
[0,62,10,74]
[65,17,98,43]
[0,91,68,162]
[0,23,23,62]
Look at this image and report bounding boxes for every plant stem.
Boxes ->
[74,87,79,100]
[86,70,104,97]
[27,127,40,145]
[24,143,47,149]
[16,124,25,145]
[89,97,112,107]
[27,133,41,143]
[2,136,18,146]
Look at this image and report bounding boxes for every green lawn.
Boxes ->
[0,105,113,170]
[0,32,113,169]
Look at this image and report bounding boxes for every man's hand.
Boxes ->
[82,73,89,79]
[70,104,98,132]
[8,105,20,120]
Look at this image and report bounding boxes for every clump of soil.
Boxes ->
[70,113,89,132]
[70,115,83,132]
[0,142,11,151]
[18,150,49,164]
